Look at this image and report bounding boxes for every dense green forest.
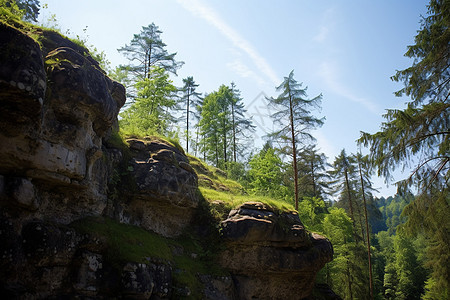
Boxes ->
[1,0,448,299]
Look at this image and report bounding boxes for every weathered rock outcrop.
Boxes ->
[114,138,199,237]
[0,21,333,299]
[220,202,333,299]
[0,21,125,225]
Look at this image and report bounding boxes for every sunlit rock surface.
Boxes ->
[220,202,333,299]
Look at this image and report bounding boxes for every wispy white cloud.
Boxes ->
[318,61,380,114]
[177,0,280,86]
[227,60,266,87]
[315,129,338,161]
[314,25,329,43]
[313,7,335,43]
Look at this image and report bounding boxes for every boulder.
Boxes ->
[221,202,311,247]
[45,46,125,135]
[220,202,333,300]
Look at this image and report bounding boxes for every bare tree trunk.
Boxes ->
[288,89,299,210]
[345,170,358,241]
[346,255,353,300]
[232,101,237,162]
[214,131,219,167]
[144,52,148,79]
[356,201,365,242]
[223,119,227,169]
[311,160,316,197]
[147,46,152,79]
[195,125,199,157]
[186,88,190,153]
[358,160,374,300]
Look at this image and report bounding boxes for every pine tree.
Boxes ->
[323,207,369,299]
[15,0,40,21]
[230,82,255,163]
[393,234,427,300]
[297,144,330,200]
[248,142,284,197]
[199,88,228,167]
[118,23,184,81]
[329,149,359,237]
[180,76,202,153]
[192,96,204,158]
[119,67,177,135]
[356,153,377,299]
[199,84,254,169]
[268,70,324,210]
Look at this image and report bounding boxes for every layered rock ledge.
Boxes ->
[220,202,333,300]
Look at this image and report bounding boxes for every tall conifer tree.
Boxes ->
[118,23,183,81]
[180,76,202,153]
[268,70,324,210]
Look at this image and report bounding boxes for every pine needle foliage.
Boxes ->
[267,70,324,210]
[358,1,449,297]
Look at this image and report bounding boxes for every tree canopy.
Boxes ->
[118,23,184,81]
[359,0,449,192]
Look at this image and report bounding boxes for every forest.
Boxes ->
[1,0,449,299]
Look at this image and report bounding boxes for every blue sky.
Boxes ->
[38,0,429,196]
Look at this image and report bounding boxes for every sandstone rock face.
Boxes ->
[113,138,199,237]
[0,23,125,224]
[220,202,333,300]
[0,22,334,299]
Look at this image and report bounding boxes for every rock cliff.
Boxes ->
[0,21,334,299]
[221,202,333,299]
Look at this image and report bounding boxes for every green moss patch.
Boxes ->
[71,216,172,264]
[70,216,226,298]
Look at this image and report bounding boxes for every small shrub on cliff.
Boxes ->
[0,0,24,23]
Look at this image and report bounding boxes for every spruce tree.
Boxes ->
[16,0,40,21]
[230,82,255,163]
[199,84,254,169]
[118,23,184,81]
[180,76,202,153]
[356,153,376,299]
[119,67,177,135]
[297,144,330,200]
[268,70,324,210]
[329,149,359,238]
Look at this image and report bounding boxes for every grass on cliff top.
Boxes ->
[0,9,104,71]
[115,128,185,154]
[187,154,295,219]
